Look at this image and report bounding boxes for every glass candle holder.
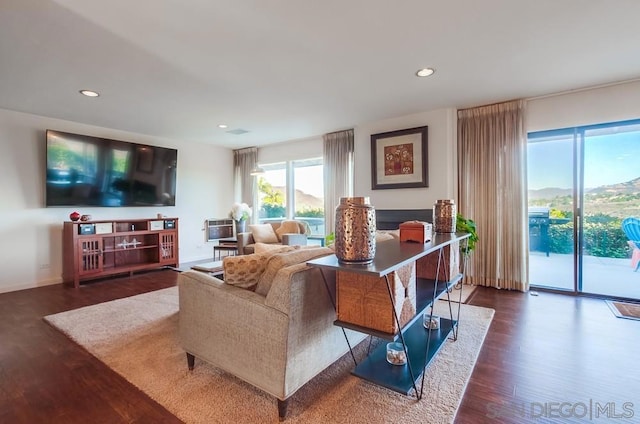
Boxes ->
[386,342,407,365]
[423,313,440,330]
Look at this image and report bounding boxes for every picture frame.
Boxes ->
[370,125,428,190]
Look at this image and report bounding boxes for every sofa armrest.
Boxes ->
[282,233,307,246]
[178,271,290,397]
[236,231,254,255]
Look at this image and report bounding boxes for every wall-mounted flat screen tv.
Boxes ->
[46,130,178,207]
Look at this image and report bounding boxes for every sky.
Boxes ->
[528,131,640,190]
[262,164,324,198]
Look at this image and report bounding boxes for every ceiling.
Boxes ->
[2,0,640,148]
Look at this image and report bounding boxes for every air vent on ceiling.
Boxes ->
[226,128,250,135]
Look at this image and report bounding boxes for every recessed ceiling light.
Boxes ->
[79,89,100,97]
[415,68,435,77]
[218,124,228,129]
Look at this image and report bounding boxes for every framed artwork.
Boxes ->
[370,126,428,190]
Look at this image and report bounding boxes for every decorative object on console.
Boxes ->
[336,262,416,334]
[399,220,432,243]
[370,126,428,190]
[416,243,460,282]
[334,197,376,264]
[80,214,91,221]
[386,342,407,365]
[434,199,457,233]
[69,211,80,221]
[423,313,440,330]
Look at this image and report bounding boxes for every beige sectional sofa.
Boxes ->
[178,246,366,420]
[237,220,310,255]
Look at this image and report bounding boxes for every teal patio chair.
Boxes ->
[621,217,640,272]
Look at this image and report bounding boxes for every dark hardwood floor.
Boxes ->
[1,269,638,423]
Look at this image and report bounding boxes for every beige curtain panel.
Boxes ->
[323,129,354,235]
[233,147,258,217]
[457,100,529,292]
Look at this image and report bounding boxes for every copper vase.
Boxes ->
[334,197,376,264]
[434,199,457,233]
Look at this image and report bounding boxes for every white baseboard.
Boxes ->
[0,277,63,294]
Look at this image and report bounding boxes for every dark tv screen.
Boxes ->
[46,130,177,207]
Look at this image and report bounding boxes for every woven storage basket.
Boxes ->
[336,262,416,334]
[416,242,460,282]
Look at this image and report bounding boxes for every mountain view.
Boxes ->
[528,177,640,218]
[271,186,323,211]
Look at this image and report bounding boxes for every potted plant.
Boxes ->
[454,213,478,289]
[456,213,478,258]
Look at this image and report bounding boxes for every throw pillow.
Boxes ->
[222,253,269,290]
[254,247,333,296]
[248,224,279,244]
[274,220,301,242]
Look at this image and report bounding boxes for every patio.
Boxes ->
[529,251,640,299]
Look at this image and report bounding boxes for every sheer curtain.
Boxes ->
[323,129,354,235]
[457,100,529,291]
[233,147,258,221]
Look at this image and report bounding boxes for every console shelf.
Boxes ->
[333,275,462,341]
[351,317,457,394]
[63,218,179,288]
[307,233,469,399]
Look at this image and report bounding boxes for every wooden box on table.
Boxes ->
[399,220,432,244]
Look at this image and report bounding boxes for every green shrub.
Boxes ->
[546,220,629,258]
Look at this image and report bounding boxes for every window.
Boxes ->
[256,158,325,236]
[257,163,287,223]
[293,158,324,236]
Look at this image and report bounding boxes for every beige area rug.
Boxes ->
[44,287,494,424]
[446,283,477,304]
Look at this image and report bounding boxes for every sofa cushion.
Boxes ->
[222,253,270,290]
[275,220,301,242]
[255,247,333,296]
[249,224,279,244]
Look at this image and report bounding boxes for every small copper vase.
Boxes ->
[434,199,457,233]
[334,197,376,264]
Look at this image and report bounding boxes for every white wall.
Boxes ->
[527,79,640,132]
[355,108,458,209]
[257,136,323,163]
[257,108,459,214]
[6,79,637,293]
[0,108,233,293]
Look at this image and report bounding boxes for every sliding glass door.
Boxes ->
[528,132,575,291]
[528,119,640,300]
[581,123,640,298]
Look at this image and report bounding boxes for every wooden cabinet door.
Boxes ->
[77,237,103,276]
[159,231,178,265]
